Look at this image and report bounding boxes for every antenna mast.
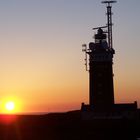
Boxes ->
[102,1,117,48]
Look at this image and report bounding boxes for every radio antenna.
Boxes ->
[102,1,117,48]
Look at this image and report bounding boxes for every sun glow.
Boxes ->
[5,101,15,111]
[0,97,22,114]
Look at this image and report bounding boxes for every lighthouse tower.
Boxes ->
[81,1,138,120]
[89,28,115,110]
[82,1,116,111]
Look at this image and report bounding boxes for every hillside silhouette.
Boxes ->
[0,110,140,140]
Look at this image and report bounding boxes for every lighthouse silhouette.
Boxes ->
[81,1,138,116]
[88,27,115,110]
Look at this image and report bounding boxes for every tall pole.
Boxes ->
[102,1,117,48]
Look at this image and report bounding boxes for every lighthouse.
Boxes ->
[81,0,138,120]
[82,1,116,111]
[88,27,115,110]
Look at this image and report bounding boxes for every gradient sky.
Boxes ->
[0,0,140,113]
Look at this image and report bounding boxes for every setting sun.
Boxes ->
[0,97,22,114]
[5,101,15,111]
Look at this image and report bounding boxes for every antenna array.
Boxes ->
[102,0,117,48]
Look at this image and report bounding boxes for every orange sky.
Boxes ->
[0,0,140,114]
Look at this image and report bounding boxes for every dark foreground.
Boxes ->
[0,111,140,140]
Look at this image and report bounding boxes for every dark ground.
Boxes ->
[0,110,140,140]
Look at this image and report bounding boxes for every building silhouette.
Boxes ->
[89,28,115,111]
[81,1,138,119]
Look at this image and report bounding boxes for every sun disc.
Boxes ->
[5,101,15,111]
